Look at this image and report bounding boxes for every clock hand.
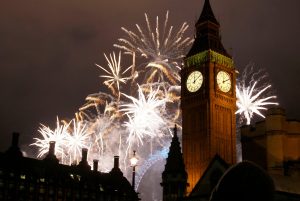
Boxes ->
[223,78,230,83]
[195,75,202,82]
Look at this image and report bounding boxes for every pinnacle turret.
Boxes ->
[161,125,187,201]
[163,125,186,175]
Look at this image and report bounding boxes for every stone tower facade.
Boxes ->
[181,0,237,193]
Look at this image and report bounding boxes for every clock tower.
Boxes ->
[181,0,237,193]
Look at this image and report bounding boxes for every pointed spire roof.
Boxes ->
[162,125,187,177]
[186,0,231,57]
[197,0,219,25]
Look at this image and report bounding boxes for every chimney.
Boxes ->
[44,141,59,163]
[49,141,55,155]
[110,156,122,176]
[82,148,88,162]
[93,160,98,172]
[78,148,91,170]
[12,132,20,147]
[5,132,23,158]
[114,156,119,169]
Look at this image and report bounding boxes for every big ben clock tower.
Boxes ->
[181,0,237,193]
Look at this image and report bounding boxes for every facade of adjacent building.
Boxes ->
[0,133,139,201]
[241,107,300,174]
[241,107,300,200]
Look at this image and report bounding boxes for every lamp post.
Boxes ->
[130,150,138,190]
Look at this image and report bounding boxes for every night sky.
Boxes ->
[0,0,299,152]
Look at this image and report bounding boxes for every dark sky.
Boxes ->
[0,0,300,151]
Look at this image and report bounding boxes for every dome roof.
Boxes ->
[210,161,275,201]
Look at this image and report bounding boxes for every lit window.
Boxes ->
[76,175,81,181]
[58,189,63,196]
[99,184,104,192]
[40,187,45,193]
[9,183,14,188]
[49,188,54,195]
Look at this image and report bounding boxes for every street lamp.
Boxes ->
[130,150,138,190]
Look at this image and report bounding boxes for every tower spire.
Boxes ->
[197,0,219,25]
[187,0,230,57]
[181,0,236,194]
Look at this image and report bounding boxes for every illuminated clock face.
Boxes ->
[216,71,231,93]
[186,71,203,92]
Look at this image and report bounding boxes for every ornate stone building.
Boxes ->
[241,107,300,199]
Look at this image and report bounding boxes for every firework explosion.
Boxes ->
[114,11,193,84]
[31,12,279,190]
[236,64,279,125]
[120,85,168,149]
[32,117,68,159]
[32,11,190,176]
[31,117,90,165]
[95,52,132,99]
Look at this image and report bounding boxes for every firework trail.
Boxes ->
[236,64,279,125]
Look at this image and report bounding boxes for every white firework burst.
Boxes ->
[65,119,90,164]
[120,85,167,147]
[114,11,193,84]
[31,117,69,159]
[95,52,131,97]
[236,65,279,125]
